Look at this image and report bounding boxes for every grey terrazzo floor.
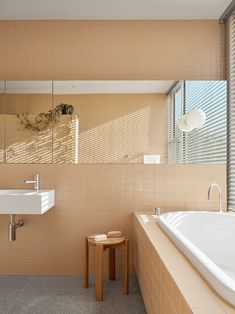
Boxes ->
[0,275,146,314]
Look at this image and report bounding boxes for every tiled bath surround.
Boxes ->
[134,214,192,314]
[0,164,225,274]
[134,214,235,314]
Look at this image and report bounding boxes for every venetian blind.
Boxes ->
[168,81,227,164]
[184,81,227,164]
[227,14,235,211]
[167,82,184,163]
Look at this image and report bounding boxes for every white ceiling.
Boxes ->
[0,0,231,19]
[3,80,174,94]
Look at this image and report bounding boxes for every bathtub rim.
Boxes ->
[158,210,235,308]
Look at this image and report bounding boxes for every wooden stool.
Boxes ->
[84,236,129,301]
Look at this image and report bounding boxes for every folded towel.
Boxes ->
[94,234,107,242]
[107,231,122,238]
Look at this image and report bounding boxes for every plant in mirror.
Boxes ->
[3,81,78,164]
[17,103,75,132]
[0,80,227,165]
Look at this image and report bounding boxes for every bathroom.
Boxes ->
[0,1,234,314]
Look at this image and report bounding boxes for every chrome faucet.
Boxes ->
[24,174,40,190]
[154,208,161,217]
[208,183,223,212]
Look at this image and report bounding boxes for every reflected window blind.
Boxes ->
[228,14,235,211]
[168,81,227,164]
[185,81,227,163]
[168,82,184,163]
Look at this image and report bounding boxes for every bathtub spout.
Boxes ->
[208,183,223,212]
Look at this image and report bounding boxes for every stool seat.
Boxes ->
[84,235,129,301]
[87,236,125,247]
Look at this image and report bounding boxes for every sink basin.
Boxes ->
[0,189,55,214]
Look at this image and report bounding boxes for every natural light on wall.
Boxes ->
[4,114,79,163]
[79,106,150,163]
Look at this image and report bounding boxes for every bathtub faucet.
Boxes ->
[208,183,223,212]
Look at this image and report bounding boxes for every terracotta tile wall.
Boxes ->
[134,216,192,314]
[0,19,226,277]
[0,20,222,80]
[0,164,226,274]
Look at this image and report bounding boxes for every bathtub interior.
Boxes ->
[160,212,235,281]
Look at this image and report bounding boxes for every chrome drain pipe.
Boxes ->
[8,214,24,242]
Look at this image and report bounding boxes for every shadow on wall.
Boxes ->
[2,115,78,164]
[1,107,151,164]
[79,106,151,163]
[54,93,167,163]
[0,93,167,164]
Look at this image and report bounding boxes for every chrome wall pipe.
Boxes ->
[8,214,24,242]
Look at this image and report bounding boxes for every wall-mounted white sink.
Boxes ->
[0,189,55,214]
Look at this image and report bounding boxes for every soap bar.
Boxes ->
[94,234,107,242]
[107,231,123,238]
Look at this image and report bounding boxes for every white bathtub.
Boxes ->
[158,211,235,307]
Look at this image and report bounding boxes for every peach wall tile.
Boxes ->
[134,213,235,314]
[0,20,222,80]
[0,163,226,277]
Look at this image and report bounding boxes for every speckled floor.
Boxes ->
[0,275,146,314]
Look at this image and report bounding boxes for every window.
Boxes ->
[227,14,235,211]
[168,82,184,163]
[168,80,227,164]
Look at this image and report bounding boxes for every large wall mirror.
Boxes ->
[0,80,227,164]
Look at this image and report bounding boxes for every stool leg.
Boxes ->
[109,248,116,280]
[96,244,104,301]
[84,237,89,288]
[124,239,129,295]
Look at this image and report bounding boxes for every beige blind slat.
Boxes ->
[227,14,235,211]
[168,81,227,164]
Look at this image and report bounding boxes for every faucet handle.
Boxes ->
[154,208,161,216]
[35,174,40,190]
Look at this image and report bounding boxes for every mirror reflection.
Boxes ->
[0,81,4,163]
[5,81,53,163]
[54,80,172,164]
[0,80,227,164]
[168,81,227,164]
